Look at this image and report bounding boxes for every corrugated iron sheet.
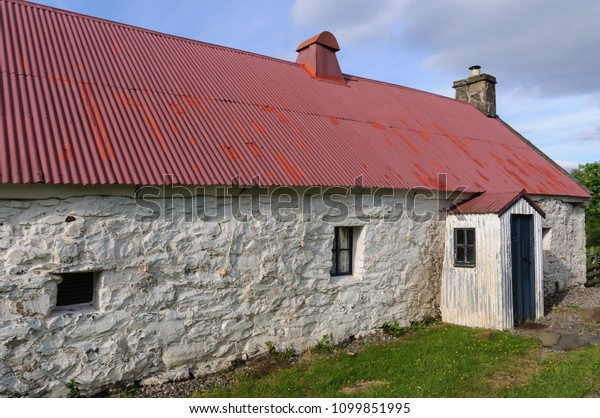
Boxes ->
[0,0,590,198]
[449,190,546,216]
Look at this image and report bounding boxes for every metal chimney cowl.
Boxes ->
[295,31,345,83]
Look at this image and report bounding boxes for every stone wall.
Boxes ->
[536,198,587,294]
[0,188,446,396]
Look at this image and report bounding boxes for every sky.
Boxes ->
[32,0,600,171]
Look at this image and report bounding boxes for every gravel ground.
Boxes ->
[545,286,600,310]
[104,287,600,398]
[542,286,600,328]
[515,286,600,349]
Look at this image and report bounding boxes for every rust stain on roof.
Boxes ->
[273,152,304,183]
[258,104,291,124]
[368,121,386,130]
[296,138,310,152]
[430,158,445,172]
[221,144,242,161]
[59,143,73,162]
[245,142,265,159]
[391,128,420,155]
[170,124,180,136]
[190,163,201,173]
[78,82,115,161]
[182,95,209,112]
[415,130,431,142]
[250,121,267,134]
[476,169,490,181]
[327,116,340,126]
[169,102,187,117]
[119,93,170,154]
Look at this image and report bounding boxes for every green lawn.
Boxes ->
[195,324,600,398]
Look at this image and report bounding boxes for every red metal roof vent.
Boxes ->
[295,31,345,82]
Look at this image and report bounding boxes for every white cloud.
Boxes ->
[555,160,581,172]
[291,0,411,44]
[402,0,600,97]
[293,0,600,97]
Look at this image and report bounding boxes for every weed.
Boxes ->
[382,319,434,337]
[283,347,296,361]
[65,379,81,398]
[116,384,139,398]
[264,341,296,362]
[381,321,407,337]
[265,341,277,357]
[314,334,334,353]
[409,320,430,331]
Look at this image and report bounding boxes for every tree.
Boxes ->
[571,162,600,247]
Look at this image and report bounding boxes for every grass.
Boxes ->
[192,323,599,398]
[508,344,600,397]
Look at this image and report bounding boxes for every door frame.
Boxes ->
[510,214,536,326]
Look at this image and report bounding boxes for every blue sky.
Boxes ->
[33,0,600,170]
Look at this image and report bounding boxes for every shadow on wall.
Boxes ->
[542,250,571,313]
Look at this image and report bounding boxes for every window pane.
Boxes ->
[338,227,351,249]
[332,230,338,250]
[466,229,475,245]
[339,250,351,274]
[466,245,475,264]
[455,229,464,246]
[455,245,465,263]
[331,251,338,274]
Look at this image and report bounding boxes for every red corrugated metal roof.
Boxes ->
[449,190,546,217]
[0,0,590,198]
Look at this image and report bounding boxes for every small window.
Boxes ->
[454,228,476,267]
[331,226,353,276]
[56,272,95,307]
[542,227,552,250]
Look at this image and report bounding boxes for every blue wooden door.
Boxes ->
[511,215,536,326]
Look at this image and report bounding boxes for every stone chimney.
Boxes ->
[453,66,497,117]
[295,31,344,82]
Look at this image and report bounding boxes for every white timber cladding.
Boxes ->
[441,198,544,330]
[442,214,503,329]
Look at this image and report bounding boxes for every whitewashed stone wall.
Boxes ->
[0,188,446,397]
[536,199,587,294]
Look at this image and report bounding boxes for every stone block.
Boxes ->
[580,307,600,324]
[538,331,560,347]
[21,293,52,316]
[143,320,186,346]
[162,343,204,369]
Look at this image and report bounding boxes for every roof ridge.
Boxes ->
[7,0,465,104]
[4,0,301,67]
[346,74,468,104]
